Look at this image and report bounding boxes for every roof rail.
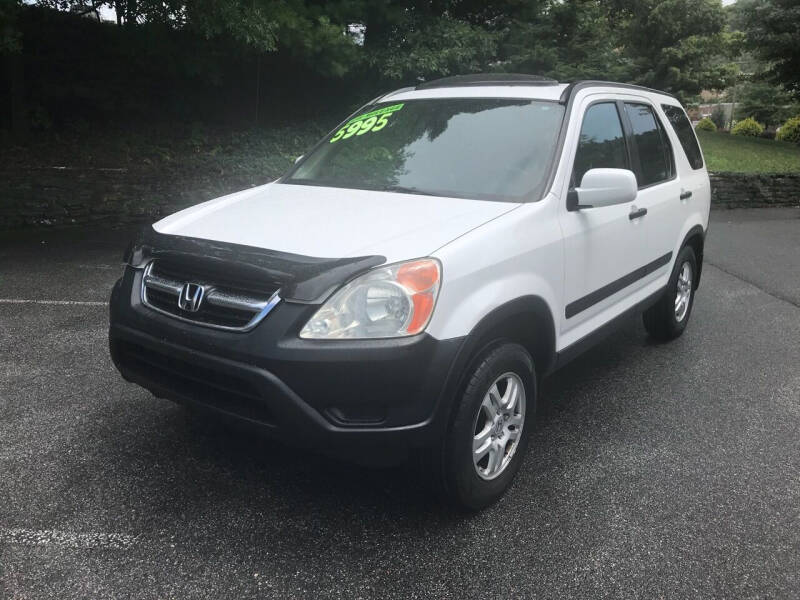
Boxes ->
[559,80,677,104]
[416,73,559,90]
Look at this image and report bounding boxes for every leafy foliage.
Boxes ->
[498,0,628,81]
[731,116,764,136]
[0,0,21,54]
[735,0,800,100]
[728,82,800,129]
[608,0,738,100]
[776,116,800,144]
[1,0,750,134]
[20,0,739,93]
[366,15,499,81]
[696,117,717,132]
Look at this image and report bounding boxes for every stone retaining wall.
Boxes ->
[1,168,798,230]
[0,167,268,230]
[709,172,800,209]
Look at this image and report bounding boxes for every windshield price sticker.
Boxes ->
[330,103,404,143]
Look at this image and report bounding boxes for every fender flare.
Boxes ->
[678,224,706,288]
[431,295,556,434]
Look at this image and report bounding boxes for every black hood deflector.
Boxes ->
[126,227,386,303]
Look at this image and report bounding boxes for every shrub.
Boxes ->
[731,117,764,137]
[695,117,717,132]
[776,116,800,144]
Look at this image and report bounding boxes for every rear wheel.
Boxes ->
[643,245,697,341]
[432,343,536,510]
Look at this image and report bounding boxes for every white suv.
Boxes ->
[109,74,710,509]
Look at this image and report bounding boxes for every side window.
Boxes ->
[624,103,673,187]
[572,102,628,187]
[661,104,704,169]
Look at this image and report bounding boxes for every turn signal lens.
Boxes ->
[397,259,439,334]
[300,258,441,339]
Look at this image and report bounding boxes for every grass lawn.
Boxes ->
[696,130,800,174]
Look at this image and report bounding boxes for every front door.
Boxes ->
[558,98,647,342]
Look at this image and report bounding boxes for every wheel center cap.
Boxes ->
[492,418,505,437]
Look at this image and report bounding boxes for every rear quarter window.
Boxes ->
[661,104,704,170]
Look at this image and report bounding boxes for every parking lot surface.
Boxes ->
[1,207,799,599]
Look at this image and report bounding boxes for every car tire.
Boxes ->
[431,343,536,511]
[643,245,697,341]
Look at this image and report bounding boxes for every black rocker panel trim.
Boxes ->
[565,251,673,319]
[554,285,665,371]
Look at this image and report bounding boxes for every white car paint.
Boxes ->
[154,182,520,263]
[153,81,710,355]
[431,85,709,351]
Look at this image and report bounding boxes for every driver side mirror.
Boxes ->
[567,168,638,211]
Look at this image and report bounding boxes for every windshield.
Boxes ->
[284,98,565,202]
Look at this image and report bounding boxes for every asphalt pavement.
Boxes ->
[1,207,799,599]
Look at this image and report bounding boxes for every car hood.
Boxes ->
[153,182,519,263]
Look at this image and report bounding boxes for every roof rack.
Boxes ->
[416,73,559,90]
[559,80,677,103]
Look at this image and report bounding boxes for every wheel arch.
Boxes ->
[462,295,556,375]
[680,225,705,289]
[435,296,557,432]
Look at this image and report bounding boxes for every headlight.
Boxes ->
[300,258,441,339]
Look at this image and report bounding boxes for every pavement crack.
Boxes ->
[705,261,800,309]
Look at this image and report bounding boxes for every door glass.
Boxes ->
[661,104,704,169]
[624,103,672,187]
[572,102,628,187]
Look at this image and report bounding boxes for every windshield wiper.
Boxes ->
[379,184,445,197]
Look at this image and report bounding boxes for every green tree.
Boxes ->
[728,81,800,128]
[2,0,25,137]
[609,0,738,100]
[0,0,21,54]
[499,0,628,81]
[737,0,800,100]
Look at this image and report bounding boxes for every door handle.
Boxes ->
[680,190,692,200]
[629,207,647,220]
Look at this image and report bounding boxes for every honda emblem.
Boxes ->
[178,283,205,312]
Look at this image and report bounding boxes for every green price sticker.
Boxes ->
[330,103,404,143]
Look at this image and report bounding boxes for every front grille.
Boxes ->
[141,259,281,331]
[115,340,274,425]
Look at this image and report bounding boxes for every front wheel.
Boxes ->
[432,343,536,510]
[643,245,697,341]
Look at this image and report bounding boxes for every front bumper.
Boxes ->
[109,266,464,457]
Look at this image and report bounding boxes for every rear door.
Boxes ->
[619,101,683,271]
[659,102,712,234]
